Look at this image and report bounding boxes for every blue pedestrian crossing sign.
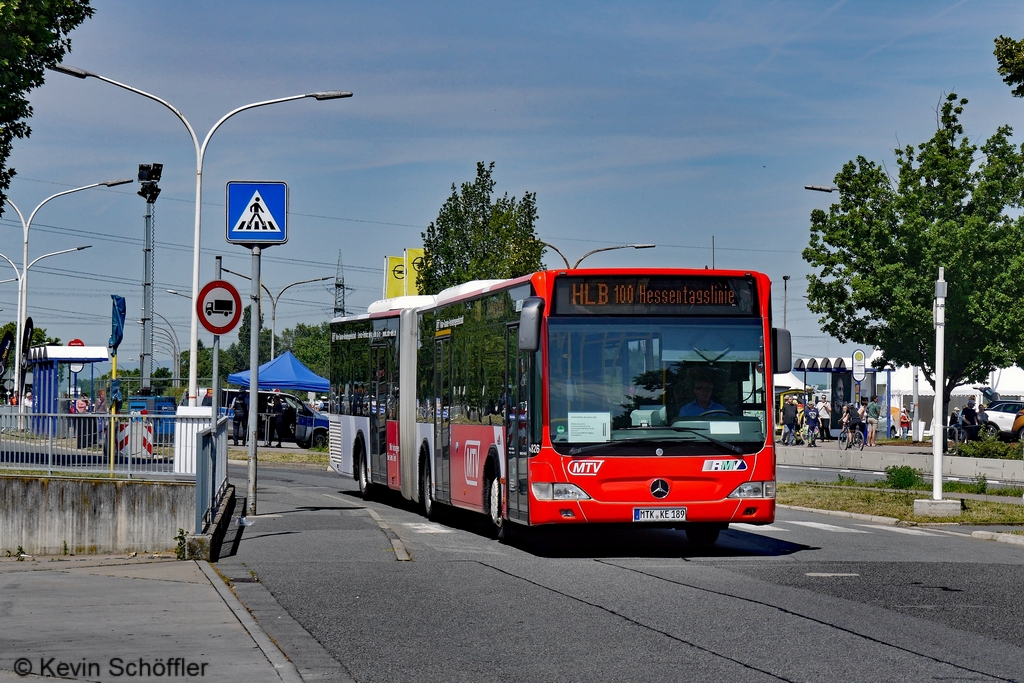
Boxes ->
[226,181,289,246]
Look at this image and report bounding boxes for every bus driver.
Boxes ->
[678,377,728,417]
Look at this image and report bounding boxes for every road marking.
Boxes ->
[872,471,885,475]
[403,522,453,534]
[788,521,869,533]
[840,469,851,473]
[732,523,789,532]
[855,524,937,536]
[805,572,859,577]
[778,465,793,469]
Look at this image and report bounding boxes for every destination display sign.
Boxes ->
[553,276,756,316]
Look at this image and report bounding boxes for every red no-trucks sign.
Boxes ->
[197,280,243,335]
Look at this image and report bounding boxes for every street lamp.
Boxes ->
[221,267,330,358]
[782,275,790,329]
[539,242,656,269]
[804,185,839,193]
[137,313,181,389]
[51,64,352,406]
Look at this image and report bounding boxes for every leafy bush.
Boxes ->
[957,433,1023,460]
[885,465,925,490]
[174,528,187,561]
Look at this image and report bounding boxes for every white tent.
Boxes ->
[881,365,989,398]
[774,372,805,390]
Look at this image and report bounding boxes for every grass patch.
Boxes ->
[226,448,328,465]
[779,483,1024,524]
[826,470,1023,497]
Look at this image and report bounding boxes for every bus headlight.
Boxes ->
[532,483,591,501]
[728,481,776,499]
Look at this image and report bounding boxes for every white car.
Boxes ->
[980,400,1024,439]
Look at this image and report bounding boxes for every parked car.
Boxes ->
[218,389,329,448]
[980,400,1024,440]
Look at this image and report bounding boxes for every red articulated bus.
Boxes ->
[328,268,791,545]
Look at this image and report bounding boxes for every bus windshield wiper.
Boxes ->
[567,427,742,456]
[618,426,743,455]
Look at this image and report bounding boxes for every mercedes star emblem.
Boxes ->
[650,479,670,499]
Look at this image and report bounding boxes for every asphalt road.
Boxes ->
[222,464,1024,683]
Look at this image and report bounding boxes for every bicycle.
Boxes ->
[838,423,865,451]
[946,424,964,456]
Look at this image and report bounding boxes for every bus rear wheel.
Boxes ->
[356,440,372,499]
[485,468,504,539]
[421,459,436,521]
[685,524,721,547]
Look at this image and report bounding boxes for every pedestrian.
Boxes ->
[816,395,831,441]
[231,393,248,446]
[780,396,798,445]
[201,388,213,407]
[271,395,285,448]
[900,407,911,440]
[961,397,980,442]
[866,395,881,446]
[804,402,819,447]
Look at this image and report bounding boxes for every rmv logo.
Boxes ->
[567,459,604,476]
[464,440,480,485]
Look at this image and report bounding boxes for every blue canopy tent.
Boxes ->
[227,351,329,392]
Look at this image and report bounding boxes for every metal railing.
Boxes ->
[0,411,212,478]
[195,417,229,533]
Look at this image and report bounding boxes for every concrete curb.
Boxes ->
[365,508,411,561]
[777,503,899,525]
[197,561,303,683]
[970,530,1024,547]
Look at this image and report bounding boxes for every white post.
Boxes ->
[932,267,946,500]
[912,366,919,441]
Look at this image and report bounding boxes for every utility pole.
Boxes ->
[137,164,162,395]
[334,250,346,318]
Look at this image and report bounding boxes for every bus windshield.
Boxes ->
[547,317,767,455]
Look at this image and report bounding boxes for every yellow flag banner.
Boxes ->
[404,248,425,295]
[384,255,405,298]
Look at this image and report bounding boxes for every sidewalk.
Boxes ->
[0,554,300,682]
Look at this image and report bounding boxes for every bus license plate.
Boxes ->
[633,507,687,522]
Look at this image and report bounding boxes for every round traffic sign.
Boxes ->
[197,279,243,335]
[68,338,85,373]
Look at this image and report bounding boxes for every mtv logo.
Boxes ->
[567,459,604,476]
[464,440,480,485]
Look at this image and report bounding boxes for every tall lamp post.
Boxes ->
[51,64,352,406]
[221,268,331,359]
[540,242,656,269]
[6,179,129,405]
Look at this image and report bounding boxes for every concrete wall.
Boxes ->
[0,475,195,556]
[777,445,1024,483]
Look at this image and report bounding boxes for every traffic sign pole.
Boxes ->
[212,257,223,461]
[247,246,261,517]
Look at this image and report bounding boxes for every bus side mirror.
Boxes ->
[518,297,545,352]
[772,328,792,373]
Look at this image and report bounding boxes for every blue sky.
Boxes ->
[3,0,1023,371]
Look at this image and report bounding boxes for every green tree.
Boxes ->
[418,161,545,295]
[0,321,61,347]
[0,1,94,215]
[995,35,1024,97]
[277,321,329,378]
[803,93,1024,410]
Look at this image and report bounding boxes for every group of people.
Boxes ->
[949,396,985,442]
[779,394,833,447]
[229,392,292,448]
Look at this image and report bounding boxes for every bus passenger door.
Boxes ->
[369,343,390,486]
[505,325,529,522]
[434,335,451,502]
